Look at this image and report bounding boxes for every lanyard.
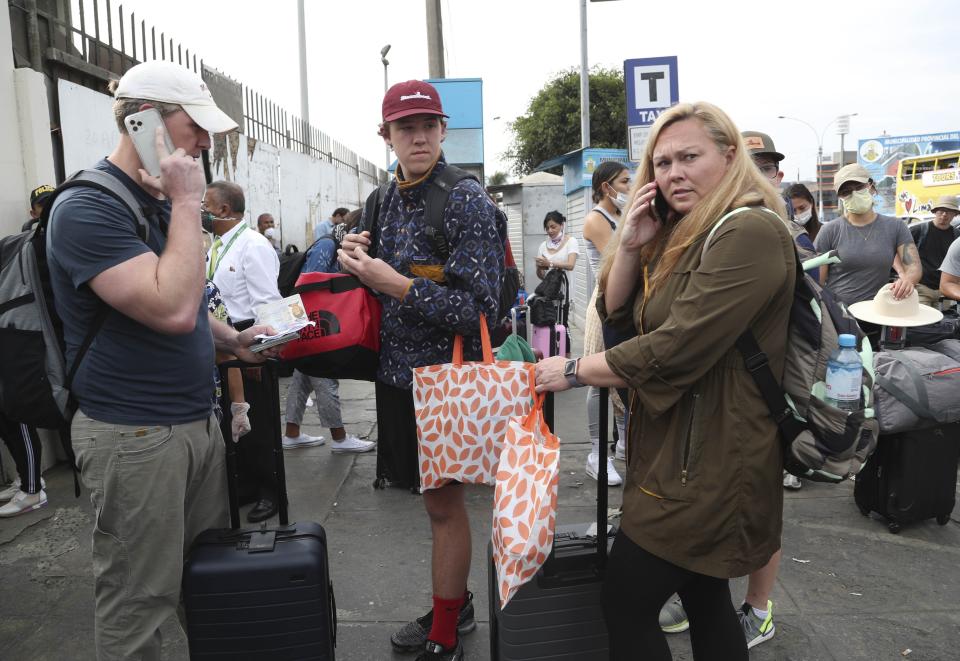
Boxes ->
[208,224,247,278]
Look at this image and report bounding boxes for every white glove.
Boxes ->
[230,402,251,443]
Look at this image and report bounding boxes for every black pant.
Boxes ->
[603,533,747,661]
[0,413,42,494]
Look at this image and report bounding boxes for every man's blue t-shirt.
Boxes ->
[48,159,214,426]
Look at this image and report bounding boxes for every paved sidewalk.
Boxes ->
[1,376,958,660]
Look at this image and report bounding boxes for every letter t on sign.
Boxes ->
[640,71,665,102]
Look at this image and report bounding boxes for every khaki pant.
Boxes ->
[73,412,228,661]
[915,283,942,308]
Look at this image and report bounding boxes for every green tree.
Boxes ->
[504,67,627,177]
[486,171,509,186]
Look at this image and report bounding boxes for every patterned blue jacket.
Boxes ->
[368,157,506,389]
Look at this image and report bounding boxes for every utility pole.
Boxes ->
[579,0,590,149]
[297,0,310,151]
[425,0,445,78]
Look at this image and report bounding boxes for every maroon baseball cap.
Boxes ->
[381,80,449,122]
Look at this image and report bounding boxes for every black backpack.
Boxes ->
[0,169,150,495]
[362,165,519,323]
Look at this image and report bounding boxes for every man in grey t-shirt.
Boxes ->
[813,164,920,307]
[940,237,960,302]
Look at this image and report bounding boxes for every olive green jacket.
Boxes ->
[601,207,795,578]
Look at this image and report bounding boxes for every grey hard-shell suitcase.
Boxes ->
[487,351,613,661]
[182,362,337,659]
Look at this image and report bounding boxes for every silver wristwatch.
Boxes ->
[563,358,584,388]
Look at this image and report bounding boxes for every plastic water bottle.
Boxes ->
[825,334,862,411]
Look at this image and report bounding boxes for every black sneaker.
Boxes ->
[415,639,464,661]
[391,592,476,653]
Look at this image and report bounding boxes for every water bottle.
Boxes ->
[825,333,862,411]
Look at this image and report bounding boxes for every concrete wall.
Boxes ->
[0,8,56,238]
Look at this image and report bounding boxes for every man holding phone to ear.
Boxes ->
[46,60,277,659]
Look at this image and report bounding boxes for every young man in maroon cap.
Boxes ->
[339,80,506,661]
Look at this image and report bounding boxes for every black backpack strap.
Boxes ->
[362,183,389,259]
[735,330,807,456]
[423,165,478,261]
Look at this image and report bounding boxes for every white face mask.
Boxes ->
[843,188,874,215]
[609,192,629,211]
[794,208,812,225]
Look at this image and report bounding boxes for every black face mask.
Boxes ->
[200,210,215,234]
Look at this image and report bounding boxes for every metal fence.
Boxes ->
[8,0,386,185]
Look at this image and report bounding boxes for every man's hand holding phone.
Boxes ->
[620,181,664,252]
[138,127,205,204]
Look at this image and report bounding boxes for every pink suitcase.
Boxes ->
[531,324,567,359]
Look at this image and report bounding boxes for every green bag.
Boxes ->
[496,334,536,363]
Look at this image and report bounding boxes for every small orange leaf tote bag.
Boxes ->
[491,390,560,608]
[413,315,534,491]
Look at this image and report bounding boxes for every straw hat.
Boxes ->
[848,284,943,327]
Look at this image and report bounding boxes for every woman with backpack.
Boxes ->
[534,101,795,661]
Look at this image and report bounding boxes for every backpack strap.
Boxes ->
[699,206,780,264]
[362,183,388,259]
[423,164,479,261]
[41,169,154,497]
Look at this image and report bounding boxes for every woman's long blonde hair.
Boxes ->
[597,102,786,298]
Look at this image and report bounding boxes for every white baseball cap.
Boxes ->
[114,61,238,134]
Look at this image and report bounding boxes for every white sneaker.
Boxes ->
[282,433,325,449]
[0,489,47,517]
[585,453,623,486]
[330,435,376,454]
[0,477,45,501]
[305,396,314,408]
[615,440,626,461]
[782,472,802,490]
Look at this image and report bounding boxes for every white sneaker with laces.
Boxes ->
[0,478,45,501]
[330,435,376,454]
[585,453,623,486]
[282,433,325,449]
[0,489,47,517]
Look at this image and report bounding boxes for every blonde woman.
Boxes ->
[535,102,794,661]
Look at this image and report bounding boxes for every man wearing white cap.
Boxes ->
[47,60,274,659]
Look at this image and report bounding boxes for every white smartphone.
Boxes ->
[124,108,175,177]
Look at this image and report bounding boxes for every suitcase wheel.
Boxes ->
[888,521,901,534]
[936,514,951,526]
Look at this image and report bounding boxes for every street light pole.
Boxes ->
[381,44,391,171]
[578,0,589,149]
[778,113,858,221]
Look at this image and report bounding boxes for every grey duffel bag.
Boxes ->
[873,339,960,433]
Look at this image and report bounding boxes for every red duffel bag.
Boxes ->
[280,272,381,381]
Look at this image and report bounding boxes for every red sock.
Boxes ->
[427,593,464,650]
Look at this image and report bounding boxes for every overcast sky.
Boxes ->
[102,0,960,181]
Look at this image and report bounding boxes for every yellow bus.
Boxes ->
[895,150,960,220]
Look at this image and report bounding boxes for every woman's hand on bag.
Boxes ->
[534,355,571,393]
[338,246,412,300]
[619,181,663,252]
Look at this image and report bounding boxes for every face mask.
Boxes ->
[843,188,874,214]
[794,208,812,225]
[609,192,629,211]
[201,210,215,234]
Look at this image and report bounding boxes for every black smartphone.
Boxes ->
[651,188,669,223]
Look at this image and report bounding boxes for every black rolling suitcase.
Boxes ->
[854,422,959,534]
[183,362,337,659]
[487,369,614,660]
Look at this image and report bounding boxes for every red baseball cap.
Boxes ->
[382,80,448,122]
